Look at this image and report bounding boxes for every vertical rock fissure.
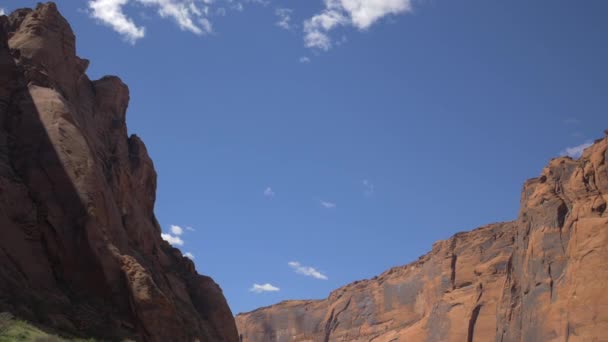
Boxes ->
[467,305,482,342]
[450,254,457,290]
[548,264,554,300]
[323,298,352,342]
[323,308,335,342]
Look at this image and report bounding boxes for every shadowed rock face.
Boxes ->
[236,137,608,341]
[0,3,238,341]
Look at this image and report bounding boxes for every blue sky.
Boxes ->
[2,0,607,314]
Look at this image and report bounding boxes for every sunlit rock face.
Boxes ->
[0,3,239,341]
[236,136,608,341]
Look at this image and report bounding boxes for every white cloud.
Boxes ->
[88,0,213,42]
[137,0,211,35]
[0,8,5,16]
[250,283,280,293]
[304,0,413,50]
[88,0,146,43]
[275,8,293,30]
[560,141,592,159]
[186,226,195,231]
[299,56,311,63]
[88,0,414,49]
[320,200,336,209]
[304,9,346,50]
[363,179,374,195]
[183,252,195,259]
[288,261,328,280]
[171,224,184,235]
[161,233,184,246]
[341,0,412,29]
[264,187,275,197]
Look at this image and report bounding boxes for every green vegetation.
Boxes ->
[0,313,94,342]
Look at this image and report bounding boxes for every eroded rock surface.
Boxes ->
[236,137,608,341]
[0,3,238,341]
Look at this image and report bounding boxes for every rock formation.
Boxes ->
[0,3,238,341]
[236,137,608,340]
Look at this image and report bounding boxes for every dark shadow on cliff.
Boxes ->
[0,13,129,340]
[0,5,240,341]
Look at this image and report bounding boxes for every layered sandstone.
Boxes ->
[236,137,608,341]
[0,3,238,341]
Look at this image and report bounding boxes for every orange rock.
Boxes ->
[0,3,238,341]
[236,139,608,341]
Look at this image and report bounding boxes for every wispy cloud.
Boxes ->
[250,283,280,293]
[560,141,592,159]
[362,179,374,195]
[275,8,293,30]
[304,0,413,50]
[264,187,275,197]
[88,0,146,43]
[299,56,311,63]
[320,200,336,209]
[87,0,416,51]
[186,226,195,232]
[171,224,184,235]
[162,224,192,246]
[304,9,346,50]
[161,233,184,246]
[288,261,328,280]
[87,0,213,43]
[183,252,195,259]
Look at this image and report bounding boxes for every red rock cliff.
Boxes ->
[236,136,608,341]
[0,3,238,341]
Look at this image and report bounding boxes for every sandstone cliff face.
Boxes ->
[0,3,238,341]
[236,138,608,341]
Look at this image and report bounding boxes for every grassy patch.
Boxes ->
[0,313,95,342]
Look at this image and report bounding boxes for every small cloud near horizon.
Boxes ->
[161,233,184,246]
[250,283,280,293]
[288,261,328,280]
[171,224,184,235]
[183,252,195,259]
[560,141,592,158]
[0,8,5,16]
[264,187,275,197]
[320,200,336,209]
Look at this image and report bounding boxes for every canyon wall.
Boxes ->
[0,3,238,341]
[236,136,608,341]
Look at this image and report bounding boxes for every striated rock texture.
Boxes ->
[236,137,608,341]
[0,3,238,341]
